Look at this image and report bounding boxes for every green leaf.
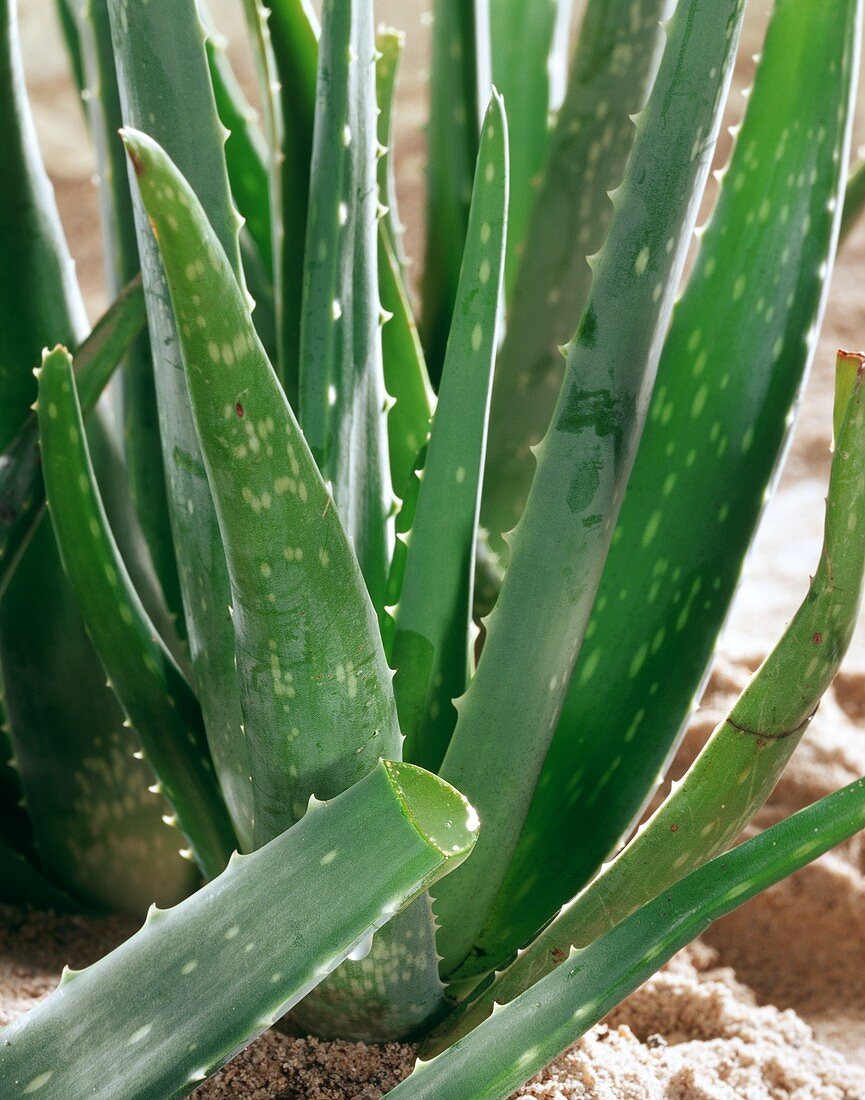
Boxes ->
[421,0,491,384]
[298,0,392,612]
[489,0,572,297]
[52,0,86,100]
[124,128,401,846]
[108,0,255,852]
[481,0,668,554]
[841,156,865,242]
[486,0,863,969]
[255,1,432,496]
[76,0,185,632]
[0,276,145,599]
[433,0,748,977]
[393,93,508,774]
[402,776,865,1094]
[0,0,87,448]
[0,0,195,915]
[243,0,319,405]
[205,16,273,277]
[0,761,478,1099]
[376,26,408,275]
[38,346,236,880]
[0,836,78,912]
[376,31,434,499]
[436,349,865,1041]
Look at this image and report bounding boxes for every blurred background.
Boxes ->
[16,0,865,667]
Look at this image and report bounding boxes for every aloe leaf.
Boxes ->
[253,1,431,494]
[392,93,508,774]
[201,5,277,361]
[38,346,236,879]
[52,0,86,98]
[433,0,748,977]
[376,27,408,274]
[298,0,392,610]
[125,129,401,847]
[0,761,478,1100]
[205,19,272,277]
[489,0,573,297]
[484,0,864,969]
[0,836,78,911]
[74,0,186,632]
[841,157,865,241]
[421,0,491,384]
[435,350,865,1041]
[400,776,865,1095]
[0,0,85,449]
[0,275,145,598]
[107,0,255,852]
[0,0,196,915]
[481,0,668,557]
[240,0,318,405]
[380,238,435,501]
[376,32,434,499]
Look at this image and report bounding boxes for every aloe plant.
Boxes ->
[1,0,864,1095]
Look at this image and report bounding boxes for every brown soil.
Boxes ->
[4,0,865,1096]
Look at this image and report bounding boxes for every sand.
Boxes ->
[3,0,865,1096]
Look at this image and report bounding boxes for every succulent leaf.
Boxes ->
[437,349,865,1038]
[39,346,237,880]
[489,0,573,297]
[0,762,479,1099]
[421,0,491,385]
[0,0,196,915]
[433,0,748,977]
[486,0,864,969]
[401,776,865,1093]
[205,14,273,277]
[243,0,318,405]
[76,0,185,632]
[0,837,78,911]
[124,128,401,846]
[107,0,255,851]
[52,0,86,100]
[376,30,435,499]
[0,276,145,598]
[481,0,669,555]
[298,0,392,612]
[841,157,865,242]
[393,92,508,774]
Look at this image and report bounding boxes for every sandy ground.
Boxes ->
[3,0,865,1096]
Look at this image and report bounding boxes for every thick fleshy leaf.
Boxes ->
[393,93,508,774]
[298,0,392,611]
[485,0,863,969]
[0,0,196,915]
[0,276,145,598]
[38,347,236,880]
[421,0,491,384]
[243,0,318,405]
[841,157,865,241]
[108,0,254,851]
[433,0,748,976]
[489,0,573,296]
[434,349,865,1042]
[400,776,865,1094]
[376,29,434,498]
[124,128,401,846]
[0,762,478,1100]
[481,0,668,556]
[76,0,184,630]
[0,837,78,911]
